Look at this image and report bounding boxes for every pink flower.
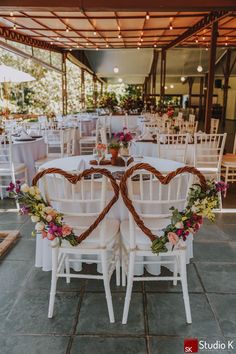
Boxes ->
[47,233,55,241]
[62,224,72,237]
[176,229,183,236]
[41,230,47,239]
[167,232,179,246]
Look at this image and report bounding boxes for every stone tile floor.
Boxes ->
[0,198,236,354]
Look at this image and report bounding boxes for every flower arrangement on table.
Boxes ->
[167,106,175,119]
[151,180,228,253]
[7,181,79,246]
[114,127,133,148]
[96,143,107,157]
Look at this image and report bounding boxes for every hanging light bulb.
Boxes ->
[113,67,119,74]
[106,43,109,48]
[169,23,173,30]
[118,32,121,38]
[146,12,150,20]
[170,84,174,89]
[164,86,168,90]
[180,76,186,82]
[195,37,199,43]
[93,31,97,35]
[66,27,69,32]
[118,78,123,83]
[13,24,16,30]
[137,46,140,50]
[153,43,157,48]
[197,49,203,73]
[10,12,14,17]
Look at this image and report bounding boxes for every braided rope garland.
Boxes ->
[32,167,120,244]
[119,163,207,243]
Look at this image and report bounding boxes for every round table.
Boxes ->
[35,155,193,271]
[12,138,47,183]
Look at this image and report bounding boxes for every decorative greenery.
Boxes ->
[7,181,79,246]
[151,180,228,254]
[108,142,120,150]
[98,92,118,112]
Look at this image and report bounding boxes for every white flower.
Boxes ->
[31,215,40,223]
[46,215,52,222]
[35,222,45,231]
[43,206,53,214]
[21,184,29,193]
[29,186,36,196]
[175,221,184,229]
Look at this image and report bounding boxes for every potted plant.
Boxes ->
[108,142,120,164]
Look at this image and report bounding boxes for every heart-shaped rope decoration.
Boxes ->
[119,163,223,253]
[3,167,120,247]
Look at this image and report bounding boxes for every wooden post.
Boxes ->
[62,52,67,116]
[222,49,231,126]
[187,77,194,108]
[160,50,166,108]
[198,76,204,121]
[93,74,98,108]
[204,21,218,133]
[81,68,85,110]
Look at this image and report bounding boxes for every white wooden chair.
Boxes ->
[210,118,219,134]
[38,169,120,322]
[221,133,236,191]
[194,133,227,181]
[99,127,108,146]
[35,128,74,170]
[79,119,97,155]
[189,114,195,124]
[0,134,27,199]
[157,133,189,163]
[120,165,192,324]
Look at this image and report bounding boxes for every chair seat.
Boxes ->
[0,162,26,174]
[196,166,218,173]
[80,136,96,142]
[61,217,120,249]
[120,219,171,251]
[222,154,236,166]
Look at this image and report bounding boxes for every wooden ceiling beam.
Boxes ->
[0,0,235,11]
[164,10,230,50]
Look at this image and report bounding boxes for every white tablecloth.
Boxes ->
[35,155,193,272]
[132,141,195,165]
[13,138,47,183]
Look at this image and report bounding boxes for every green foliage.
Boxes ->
[98,92,118,112]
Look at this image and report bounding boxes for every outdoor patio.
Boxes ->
[0,191,236,354]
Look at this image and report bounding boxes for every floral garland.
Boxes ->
[151,180,228,253]
[7,181,79,246]
[8,179,228,252]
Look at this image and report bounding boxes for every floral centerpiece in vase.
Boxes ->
[115,127,133,156]
[93,143,107,163]
[108,142,120,164]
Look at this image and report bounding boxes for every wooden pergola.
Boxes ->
[0,0,236,130]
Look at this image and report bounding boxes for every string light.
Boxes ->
[113,67,119,74]
[66,27,69,32]
[181,76,186,82]
[13,24,16,30]
[93,31,97,35]
[169,23,173,30]
[118,32,121,38]
[153,43,157,48]
[202,36,205,40]
[96,47,99,51]
[195,37,199,43]
[106,44,109,48]
[146,12,150,20]
[10,12,13,17]
[137,46,140,50]
[170,84,174,89]
[164,86,168,90]
[118,78,123,83]
[141,38,143,42]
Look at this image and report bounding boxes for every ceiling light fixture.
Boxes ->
[118,78,123,83]
[96,47,99,51]
[154,43,157,48]
[170,84,174,89]
[197,48,203,73]
[118,32,121,38]
[169,23,173,30]
[181,76,186,82]
[164,86,168,90]
[225,42,228,46]
[113,66,119,74]
[10,12,13,17]
[13,24,16,30]
[93,31,97,35]
[202,36,205,40]
[141,38,143,42]
[137,46,140,50]
[66,27,69,32]
[195,37,199,43]
[146,12,150,20]
[106,44,109,48]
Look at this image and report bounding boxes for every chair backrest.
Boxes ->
[189,114,195,124]
[157,133,189,163]
[100,127,107,145]
[0,134,14,168]
[177,112,183,119]
[194,133,227,171]
[39,171,116,247]
[123,168,192,249]
[210,118,219,134]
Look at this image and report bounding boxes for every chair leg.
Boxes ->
[48,247,59,318]
[180,252,192,324]
[173,256,178,286]
[121,247,126,287]
[122,252,135,325]
[115,243,121,287]
[65,255,71,284]
[101,251,115,323]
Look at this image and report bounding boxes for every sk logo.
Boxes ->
[184,339,199,353]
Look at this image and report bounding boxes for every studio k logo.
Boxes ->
[184,338,199,353]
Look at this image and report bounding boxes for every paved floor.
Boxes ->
[0,196,236,354]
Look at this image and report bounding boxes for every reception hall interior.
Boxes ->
[0,1,236,353]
